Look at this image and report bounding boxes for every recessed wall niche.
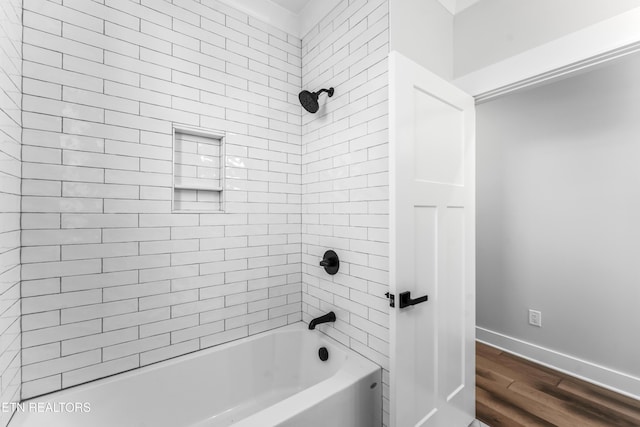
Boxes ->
[172,126,225,213]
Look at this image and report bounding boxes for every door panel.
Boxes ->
[389,51,475,427]
[441,207,465,401]
[413,206,437,423]
[414,89,465,186]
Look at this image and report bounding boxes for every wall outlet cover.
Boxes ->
[528,309,542,327]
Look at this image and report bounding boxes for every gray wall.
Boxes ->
[477,52,640,378]
[454,0,640,77]
[390,0,453,80]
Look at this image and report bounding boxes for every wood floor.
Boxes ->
[476,342,640,427]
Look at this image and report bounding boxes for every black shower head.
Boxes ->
[298,88,334,113]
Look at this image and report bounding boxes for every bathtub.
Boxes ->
[10,323,382,427]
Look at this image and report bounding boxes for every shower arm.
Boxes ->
[315,88,334,97]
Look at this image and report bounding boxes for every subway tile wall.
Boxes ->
[21,0,303,398]
[0,0,22,423]
[300,0,390,425]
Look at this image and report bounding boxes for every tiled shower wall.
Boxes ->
[300,0,390,424]
[0,0,22,424]
[21,0,303,398]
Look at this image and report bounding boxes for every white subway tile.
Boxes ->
[103,281,170,302]
[139,290,197,311]
[103,254,170,273]
[62,354,139,388]
[21,259,102,281]
[62,299,138,324]
[23,112,62,132]
[139,239,198,255]
[22,278,61,298]
[22,246,60,264]
[141,20,198,51]
[22,311,60,332]
[22,229,101,246]
[22,343,61,366]
[62,270,138,292]
[103,199,171,214]
[105,139,172,161]
[140,339,198,366]
[103,228,170,243]
[63,86,139,115]
[23,129,104,153]
[61,214,138,229]
[200,326,248,349]
[171,296,224,318]
[22,196,102,213]
[22,320,102,348]
[62,182,138,199]
[104,0,171,27]
[24,28,103,64]
[14,0,315,391]
[140,314,198,338]
[63,23,139,58]
[138,264,199,283]
[63,118,139,144]
[23,10,61,36]
[23,349,101,383]
[23,78,62,99]
[140,48,198,75]
[24,60,103,93]
[24,0,103,32]
[105,169,171,187]
[105,110,171,134]
[23,289,101,314]
[103,334,169,362]
[22,375,61,399]
[105,80,171,107]
[103,307,170,332]
[62,327,138,356]
[171,320,223,344]
[62,242,138,261]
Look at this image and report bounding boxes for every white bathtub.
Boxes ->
[10,323,382,427]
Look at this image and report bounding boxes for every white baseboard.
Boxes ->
[476,326,640,400]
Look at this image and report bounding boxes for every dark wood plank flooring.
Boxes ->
[476,342,640,427]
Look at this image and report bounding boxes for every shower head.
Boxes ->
[298,87,334,113]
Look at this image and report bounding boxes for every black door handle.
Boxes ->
[398,291,428,309]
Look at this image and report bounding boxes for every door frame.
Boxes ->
[453,7,640,101]
[453,6,640,402]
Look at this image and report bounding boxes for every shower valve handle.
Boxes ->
[319,250,339,275]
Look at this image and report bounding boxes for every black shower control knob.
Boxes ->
[319,250,339,275]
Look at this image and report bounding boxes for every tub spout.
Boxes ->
[308,311,336,330]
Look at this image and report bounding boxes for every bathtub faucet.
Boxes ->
[308,311,336,330]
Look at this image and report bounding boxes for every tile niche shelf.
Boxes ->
[172,125,225,213]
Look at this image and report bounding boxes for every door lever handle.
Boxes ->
[398,291,428,309]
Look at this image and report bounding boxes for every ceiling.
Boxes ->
[270,0,314,14]
[270,0,481,15]
[268,0,481,15]
[437,0,482,14]
[221,0,483,39]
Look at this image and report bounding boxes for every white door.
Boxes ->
[389,51,475,427]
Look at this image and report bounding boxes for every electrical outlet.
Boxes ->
[528,309,542,327]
